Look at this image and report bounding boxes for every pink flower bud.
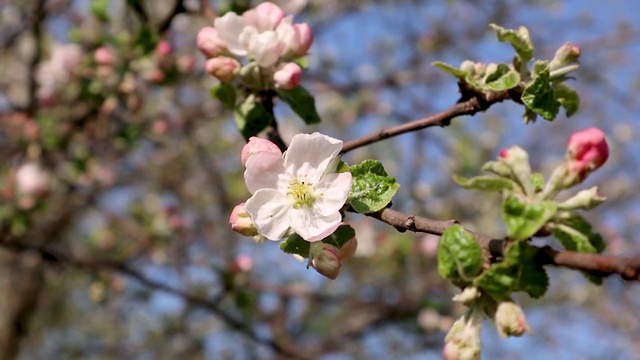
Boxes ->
[291,23,313,57]
[273,62,302,90]
[241,137,281,167]
[93,47,115,66]
[196,27,227,58]
[499,148,509,158]
[204,57,239,83]
[566,127,609,181]
[155,40,173,57]
[229,203,259,237]
[309,242,341,280]
[494,301,532,338]
[337,237,357,260]
[254,2,285,29]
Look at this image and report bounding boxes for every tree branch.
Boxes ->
[366,207,640,281]
[0,240,307,359]
[340,85,515,154]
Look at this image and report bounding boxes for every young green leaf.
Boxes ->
[276,86,321,125]
[484,64,521,90]
[320,224,356,249]
[551,216,605,253]
[522,68,560,121]
[336,160,350,173]
[503,194,557,240]
[489,24,534,65]
[432,61,469,79]
[452,174,516,192]
[497,146,534,196]
[531,173,545,192]
[210,83,236,109]
[280,233,310,258]
[234,95,273,140]
[482,160,514,179]
[438,225,484,287]
[348,160,400,213]
[474,241,549,299]
[553,83,580,117]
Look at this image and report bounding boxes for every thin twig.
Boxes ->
[340,86,514,154]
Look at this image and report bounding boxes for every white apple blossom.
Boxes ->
[212,2,311,68]
[244,133,352,241]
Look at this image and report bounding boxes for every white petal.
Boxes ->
[313,172,352,216]
[284,133,343,185]
[214,13,247,55]
[247,31,282,67]
[244,152,285,194]
[245,189,292,240]
[289,207,342,242]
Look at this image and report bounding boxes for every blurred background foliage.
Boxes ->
[0,0,639,359]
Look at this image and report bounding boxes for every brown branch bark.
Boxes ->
[340,85,515,154]
[0,252,44,360]
[366,207,640,281]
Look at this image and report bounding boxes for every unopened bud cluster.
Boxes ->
[196,2,312,90]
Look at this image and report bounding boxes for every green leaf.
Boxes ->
[503,194,557,240]
[348,160,400,213]
[489,24,534,64]
[484,64,520,90]
[134,24,159,55]
[280,233,310,258]
[531,60,549,77]
[234,95,273,140]
[531,173,545,192]
[496,146,534,195]
[91,0,110,22]
[552,216,605,253]
[210,84,236,109]
[336,160,349,173]
[279,225,356,259]
[276,86,321,125]
[474,241,549,299]
[321,224,356,249]
[553,83,580,117]
[482,160,513,179]
[523,107,538,124]
[452,174,516,192]
[432,61,468,78]
[438,225,484,287]
[522,68,560,121]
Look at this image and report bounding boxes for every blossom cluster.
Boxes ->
[229,133,355,279]
[196,2,312,89]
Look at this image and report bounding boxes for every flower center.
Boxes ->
[287,179,315,208]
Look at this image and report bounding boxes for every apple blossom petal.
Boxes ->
[252,2,285,30]
[214,12,247,55]
[245,189,292,240]
[244,152,285,193]
[289,208,342,241]
[246,30,282,67]
[312,172,352,216]
[284,133,343,184]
